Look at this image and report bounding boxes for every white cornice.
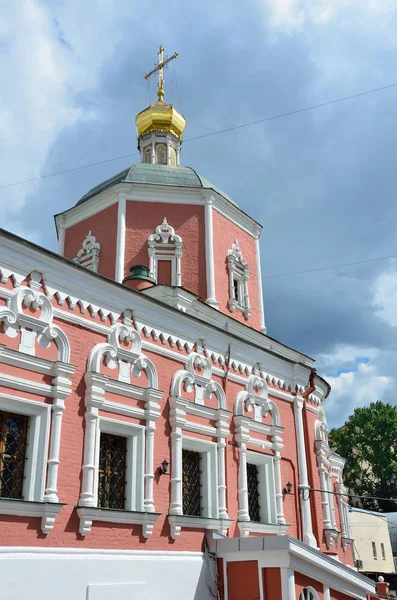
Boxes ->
[0,232,327,398]
[55,181,262,238]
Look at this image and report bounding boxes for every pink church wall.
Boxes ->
[124,201,207,299]
[63,203,118,280]
[0,281,352,565]
[212,208,262,331]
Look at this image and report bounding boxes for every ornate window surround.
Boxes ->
[234,374,288,537]
[77,311,162,538]
[332,454,354,552]
[73,231,100,273]
[148,218,182,286]
[314,407,342,550]
[0,273,75,533]
[168,351,232,539]
[227,240,251,320]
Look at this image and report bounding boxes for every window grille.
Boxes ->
[299,588,318,600]
[247,462,260,522]
[182,449,201,516]
[0,411,29,499]
[98,432,127,510]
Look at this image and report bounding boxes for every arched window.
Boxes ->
[227,240,251,320]
[156,144,167,165]
[299,588,319,600]
[143,146,152,164]
[148,218,182,286]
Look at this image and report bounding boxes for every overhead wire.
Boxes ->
[1,80,397,192]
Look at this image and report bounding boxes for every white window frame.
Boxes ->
[168,352,232,539]
[0,393,63,534]
[94,418,145,513]
[148,218,182,286]
[227,240,252,320]
[77,318,162,538]
[234,374,288,537]
[246,450,277,526]
[182,436,218,519]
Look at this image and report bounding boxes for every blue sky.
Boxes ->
[2,0,397,426]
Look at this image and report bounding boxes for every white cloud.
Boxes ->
[264,0,397,34]
[0,0,132,237]
[374,270,397,327]
[325,361,392,424]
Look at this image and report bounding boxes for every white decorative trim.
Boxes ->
[238,521,289,537]
[294,396,318,548]
[255,236,266,334]
[57,215,65,256]
[73,231,100,273]
[115,196,126,283]
[204,197,218,308]
[169,352,231,529]
[234,374,285,532]
[314,407,341,549]
[0,280,70,363]
[148,218,182,286]
[227,239,251,320]
[168,515,232,539]
[76,506,159,538]
[0,500,63,534]
[78,318,162,536]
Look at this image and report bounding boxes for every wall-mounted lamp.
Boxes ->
[283,481,293,496]
[159,459,169,476]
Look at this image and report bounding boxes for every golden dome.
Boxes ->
[136,101,186,141]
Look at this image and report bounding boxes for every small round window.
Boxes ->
[299,588,318,600]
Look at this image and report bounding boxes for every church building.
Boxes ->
[0,48,376,600]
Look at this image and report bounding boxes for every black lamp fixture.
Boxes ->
[159,459,169,476]
[283,481,293,496]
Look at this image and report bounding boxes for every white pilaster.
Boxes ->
[169,429,183,515]
[319,468,332,529]
[280,568,295,600]
[217,438,228,519]
[324,584,330,600]
[204,197,218,309]
[274,452,286,525]
[115,197,126,283]
[294,396,317,548]
[237,443,250,521]
[255,236,266,334]
[58,216,66,256]
[44,400,64,502]
[79,407,98,507]
[144,421,156,512]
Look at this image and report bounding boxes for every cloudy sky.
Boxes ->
[2,0,397,427]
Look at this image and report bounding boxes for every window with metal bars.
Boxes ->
[247,462,261,522]
[182,449,202,516]
[0,410,29,499]
[97,432,127,510]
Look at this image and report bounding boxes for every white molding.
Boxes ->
[204,197,218,308]
[115,196,126,282]
[238,521,290,537]
[227,239,251,320]
[168,515,233,539]
[148,218,182,286]
[0,546,205,557]
[76,506,159,537]
[73,231,100,273]
[0,500,63,534]
[255,236,266,334]
[294,396,318,548]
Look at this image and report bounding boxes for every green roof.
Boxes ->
[76,163,238,206]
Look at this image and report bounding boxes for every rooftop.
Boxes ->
[77,163,239,207]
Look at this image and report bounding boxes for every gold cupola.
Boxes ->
[136,46,185,167]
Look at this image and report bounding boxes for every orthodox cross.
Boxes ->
[144,45,178,102]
